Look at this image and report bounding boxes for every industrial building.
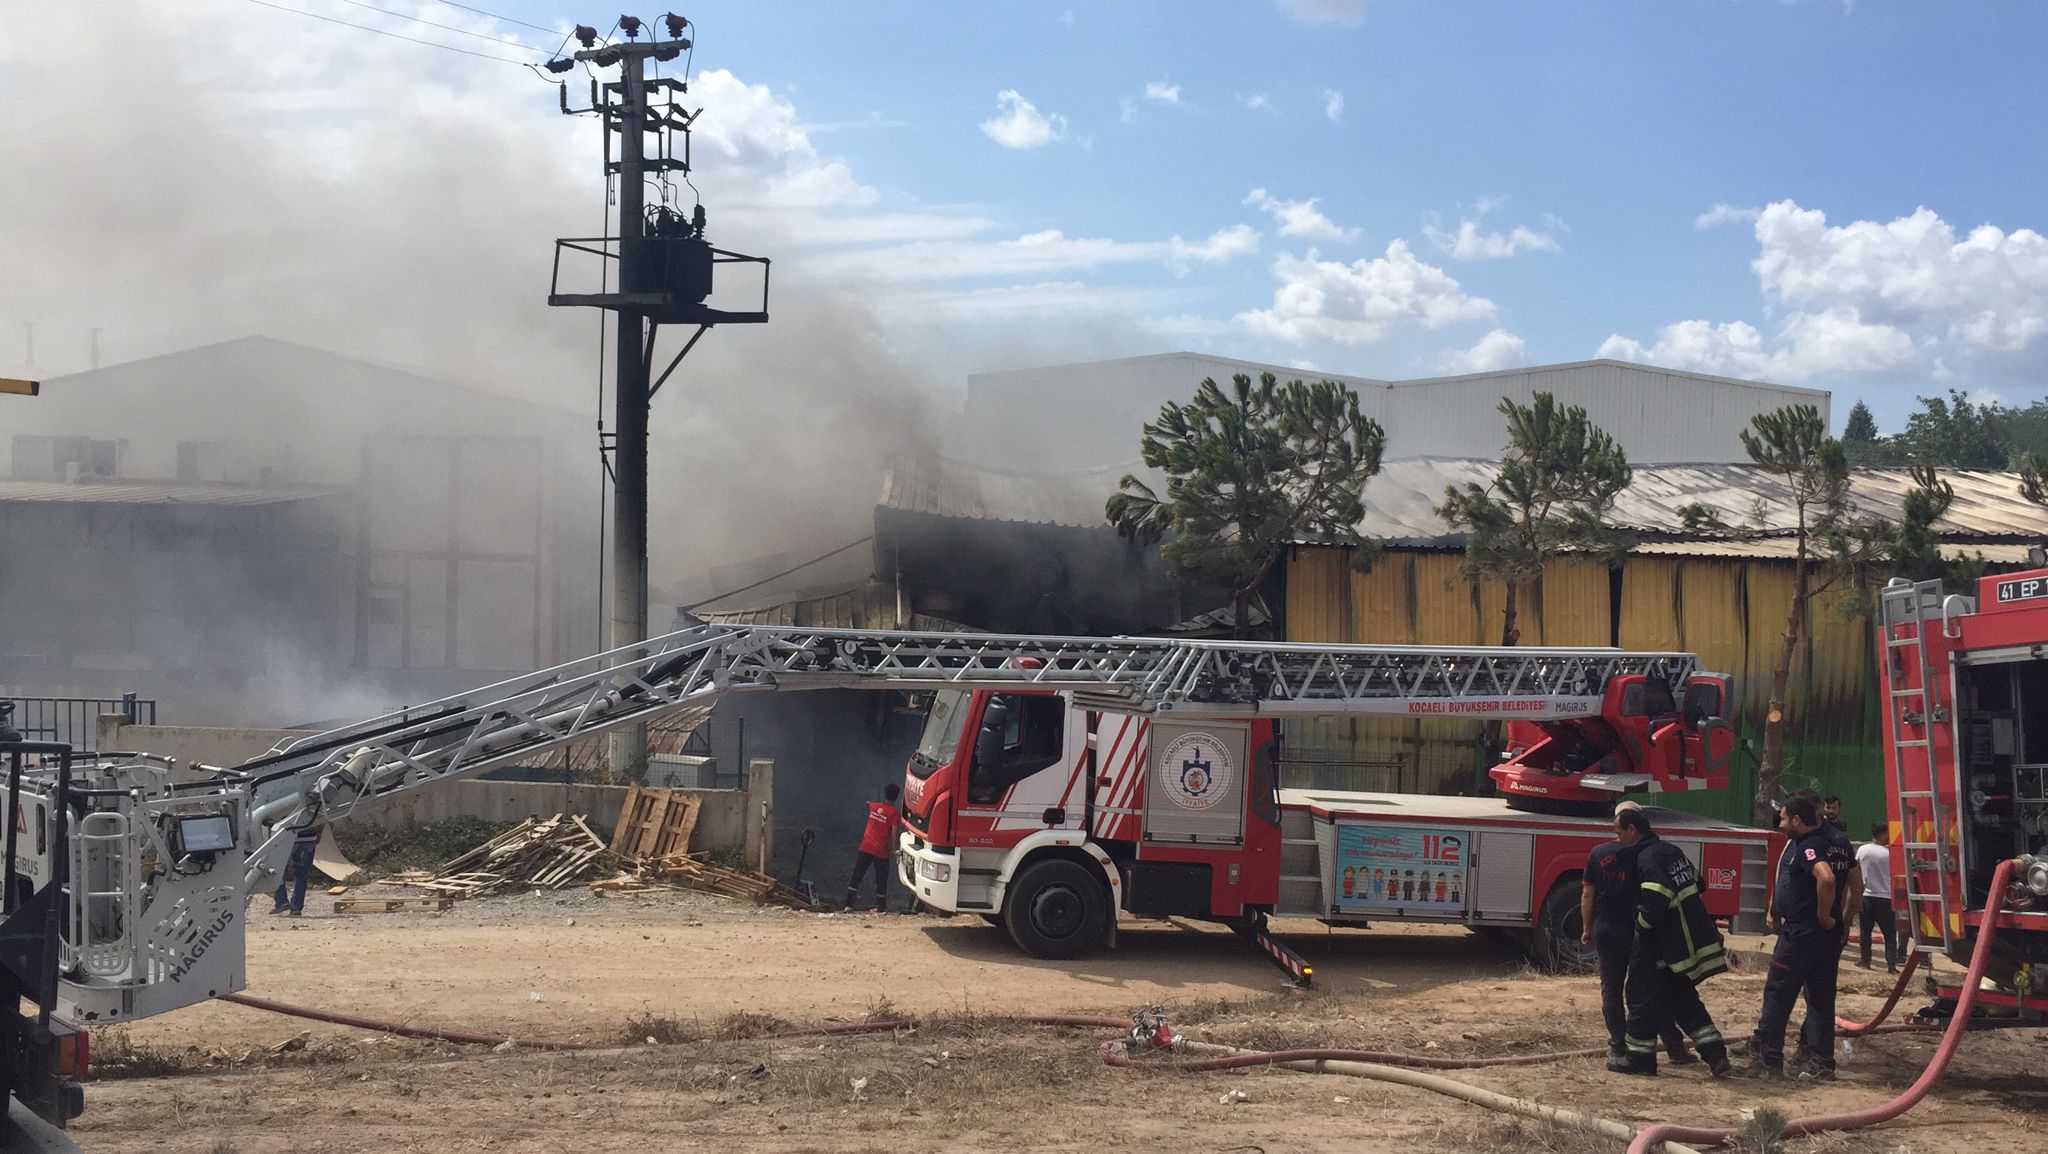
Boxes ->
[793,450,2048,839]
[0,336,600,730]
[958,353,1831,470]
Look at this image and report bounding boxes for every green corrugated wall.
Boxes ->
[1283,546,1885,833]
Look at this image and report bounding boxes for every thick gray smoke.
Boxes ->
[0,3,1015,725]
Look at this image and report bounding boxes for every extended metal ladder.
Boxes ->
[1879,578,1962,956]
[229,625,1698,895]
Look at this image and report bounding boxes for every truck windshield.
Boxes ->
[910,690,970,779]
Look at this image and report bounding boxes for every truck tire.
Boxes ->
[1530,879,1598,974]
[1003,859,1109,960]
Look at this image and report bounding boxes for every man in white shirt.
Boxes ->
[1855,823,1900,972]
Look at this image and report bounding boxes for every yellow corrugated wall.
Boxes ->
[1281,545,1885,826]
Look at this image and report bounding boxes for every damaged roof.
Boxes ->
[880,455,2048,549]
[880,454,1134,528]
[686,578,966,633]
[1354,459,2048,544]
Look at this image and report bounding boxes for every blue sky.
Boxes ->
[10,2,2048,436]
[502,0,2045,430]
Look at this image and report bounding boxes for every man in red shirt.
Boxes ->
[843,784,901,912]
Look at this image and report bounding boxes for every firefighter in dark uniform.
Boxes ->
[1612,808,1733,1076]
[1744,793,1848,1079]
[1580,804,1694,1067]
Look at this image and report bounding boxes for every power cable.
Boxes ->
[327,0,548,54]
[430,0,562,37]
[683,538,877,612]
[240,0,530,64]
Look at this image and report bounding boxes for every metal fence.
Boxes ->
[0,695,155,754]
[1277,755,1409,794]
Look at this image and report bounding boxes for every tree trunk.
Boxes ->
[1478,580,1522,782]
[1757,547,1811,825]
[1500,580,1521,647]
[1231,586,1253,640]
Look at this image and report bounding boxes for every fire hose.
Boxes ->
[1835,950,1922,1035]
[221,992,602,1051]
[1626,856,2019,1154]
[221,995,1132,1051]
[1102,1038,1704,1154]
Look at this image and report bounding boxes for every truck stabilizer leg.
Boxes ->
[1234,917,1313,988]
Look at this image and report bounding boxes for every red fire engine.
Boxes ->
[896,640,1778,980]
[1878,572,2048,1018]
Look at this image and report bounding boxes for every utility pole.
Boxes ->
[545,16,770,783]
[610,51,651,783]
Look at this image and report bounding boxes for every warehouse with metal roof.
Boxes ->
[957,353,1830,471]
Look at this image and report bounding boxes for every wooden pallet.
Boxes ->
[334,895,456,913]
[610,786,702,860]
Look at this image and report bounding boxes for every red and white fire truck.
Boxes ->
[896,640,1780,980]
[1878,572,2048,1018]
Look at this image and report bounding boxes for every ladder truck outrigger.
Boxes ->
[0,624,1778,1132]
[1878,568,2048,1022]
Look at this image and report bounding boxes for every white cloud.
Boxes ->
[1237,241,1496,345]
[1321,88,1345,122]
[1423,213,1562,260]
[1436,328,1528,374]
[1596,306,1914,382]
[1244,188,1358,242]
[1239,92,1279,116]
[814,224,1260,284]
[1751,201,2048,351]
[1611,199,2048,381]
[1168,223,1262,273]
[980,90,1068,149]
[1124,81,1184,123]
[876,281,1149,321]
[1695,203,1760,230]
[1276,0,1366,26]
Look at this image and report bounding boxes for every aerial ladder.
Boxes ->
[1,624,1710,1034]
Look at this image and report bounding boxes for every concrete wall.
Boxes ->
[95,716,312,768]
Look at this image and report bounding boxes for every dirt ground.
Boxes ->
[67,889,2048,1153]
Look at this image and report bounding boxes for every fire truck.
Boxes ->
[0,622,1776,1138]
[1878,571,2048,1018]
[895,640,1778,980]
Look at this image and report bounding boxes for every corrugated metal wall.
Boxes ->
[1284,546,1883,832]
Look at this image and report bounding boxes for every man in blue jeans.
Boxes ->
[271,822,324,916]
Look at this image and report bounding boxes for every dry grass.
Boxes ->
[1728,1106,1788,1154]
[1454,1114,1619,1154]
[87,1025,380,1082]
[714,1010,797,1039]
[618,1012,692,1046]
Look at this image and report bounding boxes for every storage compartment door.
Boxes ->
[1471,830,1535,922]
[1142,722,1248,847]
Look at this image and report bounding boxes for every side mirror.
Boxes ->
[975,700,1010,770]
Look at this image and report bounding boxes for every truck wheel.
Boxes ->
[1003,859,1109,960]
[1530,880,1598,974]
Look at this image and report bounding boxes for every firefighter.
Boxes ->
[1581,803,1696,1068]
[1743,793,1846,1079]
[1612,808,1733,1077]
[842,784,900,913]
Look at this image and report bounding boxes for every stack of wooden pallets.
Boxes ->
[594,786,813,909]
[380,815,612,899]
